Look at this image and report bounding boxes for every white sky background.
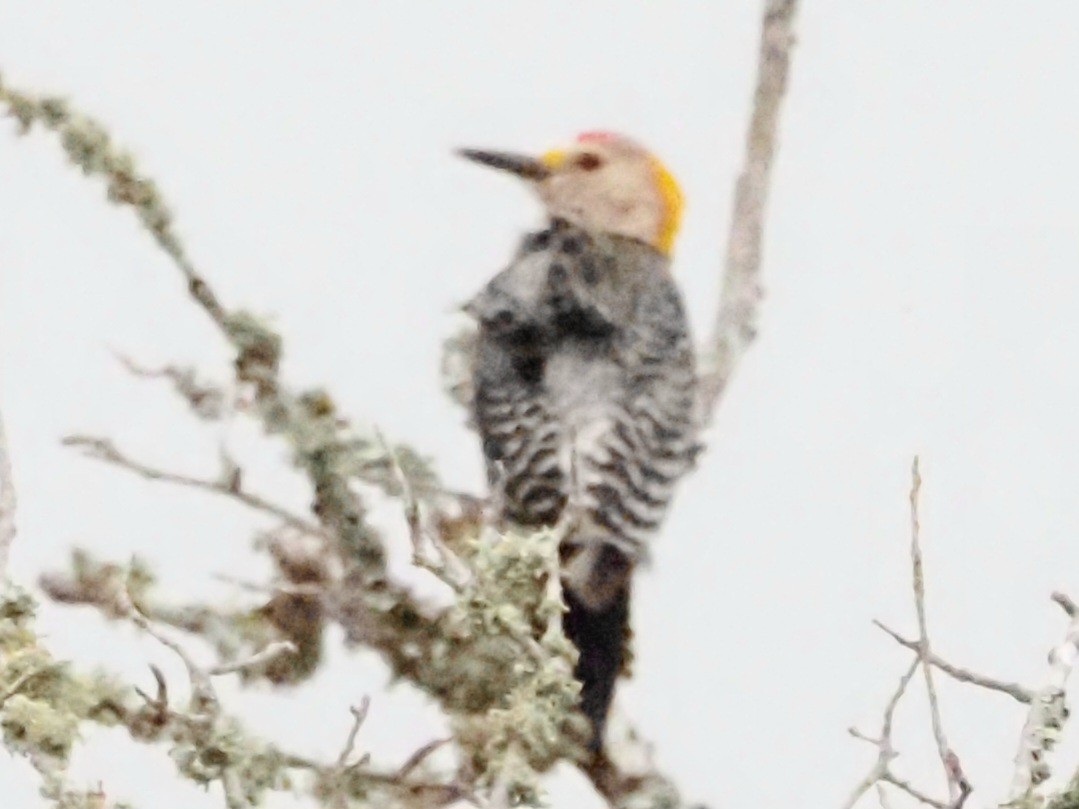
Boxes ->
[2,2,1079,807]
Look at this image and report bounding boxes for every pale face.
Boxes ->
[534,136,661,249]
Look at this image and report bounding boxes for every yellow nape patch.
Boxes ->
[650,156,684,255]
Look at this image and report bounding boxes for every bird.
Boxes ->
[457,131,698,751]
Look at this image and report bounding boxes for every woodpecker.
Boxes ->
[458,132,697,750]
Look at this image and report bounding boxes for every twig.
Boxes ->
[133,664,169,719]
[908,458,964,803]
[207,641,297,677]
[873,620,1032,704]
[697,0,800,425]
[376,429,467,590]
[1052,591,1077,618]
[0,412,16,582]
[842,659,919,809]
[397,738,451,780]
[113,352,228,420]
[1006,590,1079,803]
[116,575,218,715]
[879,772,948,809]
[336,697,371,770]
[62,435,329,539]
[212,573,325,599]
[325,699,373,809]
[118,572,262,809]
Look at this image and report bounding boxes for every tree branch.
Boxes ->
[697,0,800,426]
[908,458,967,803]
[62,434,330,539]
[842,659,920,809]
[873,620,1032,704]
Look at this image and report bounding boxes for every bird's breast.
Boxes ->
[543,348,624,482]
[543,348,620,423]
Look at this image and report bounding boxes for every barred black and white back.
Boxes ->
[467,219,697,748]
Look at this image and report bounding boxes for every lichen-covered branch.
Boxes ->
[697,0,800,426]
[2,581,472,809]
[1007,592,1079,806]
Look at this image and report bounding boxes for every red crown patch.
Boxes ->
[575,130,618,143]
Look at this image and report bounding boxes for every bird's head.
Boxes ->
[458,131,684,255]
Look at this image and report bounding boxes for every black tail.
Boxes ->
[561,585,630,752]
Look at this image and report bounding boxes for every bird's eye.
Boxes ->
[576,152,603,171]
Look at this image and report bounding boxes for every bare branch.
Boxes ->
[207,641,297,677]
[1007,590,1079,803]
[1053,591,1078,619]
[0,412,16,582]
[62,434,329,539]
[697,0,800,425]
[113,352,229,420]
[376,430,468,590]
[908,458,965,802]
[397,738,451,780]
[873,620,1032,704]
[336,697,371,771]
[117,574,218,715]
[842,659,921,809]
[879,772,949,809]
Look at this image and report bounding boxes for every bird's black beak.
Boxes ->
[456,148,551,181]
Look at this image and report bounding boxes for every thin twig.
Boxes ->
[879,772,948,809]
[908,457,962,802]
[117,577,218,715]
[397,738,451,780]
[376,429,467,590]
[841,659,919,809]
[1052,591,1077,618]
[338,698,372,770]
[0,412,16,582]
[327,698,372,809]
[207,641,297,677]
[873,620,1031,704]
[113,352,229,420]
[212,573,325,599]
[697,0,800,425]
[62,435,329,539]
[132,664,169,718]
